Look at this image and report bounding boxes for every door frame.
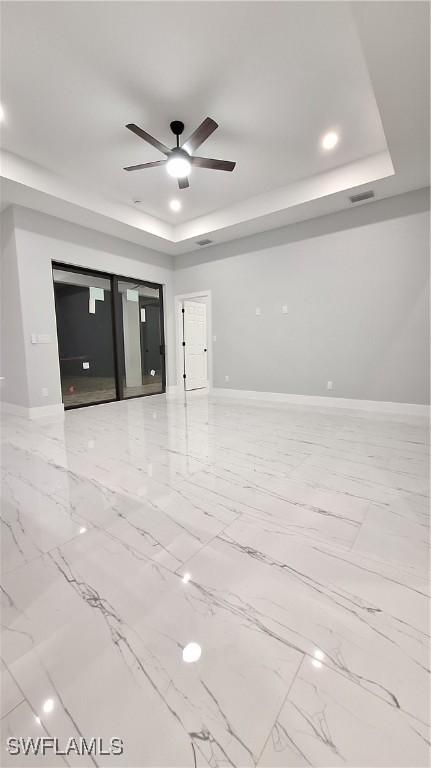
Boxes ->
[52,261,166,408]
[174,290,212,392]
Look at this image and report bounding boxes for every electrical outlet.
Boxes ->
[327,381,333,391]
[213,335,217,342]
[224,375,230,383]
[42,387,49,398]
[255,307,261,316]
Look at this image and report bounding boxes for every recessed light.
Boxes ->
[182,642,201,663]
[321,131,339,150]
[170,199,181,212]
[182,572,191,583]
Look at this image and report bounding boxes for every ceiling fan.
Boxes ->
[123,117,236,189]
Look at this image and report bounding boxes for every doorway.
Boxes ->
[175,291,212,392]
[52,263,166,409]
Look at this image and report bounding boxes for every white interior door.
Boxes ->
[183,300,208,391]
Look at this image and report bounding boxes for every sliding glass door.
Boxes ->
[52,264,165,409]
[116,279,165,399]
[53,267,117,408]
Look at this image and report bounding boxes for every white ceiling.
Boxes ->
[0,1,429,254]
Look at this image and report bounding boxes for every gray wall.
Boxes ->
[1,205,175,410]
[0,207,29,407]
[2,189,429,411]
[174,189,430,405]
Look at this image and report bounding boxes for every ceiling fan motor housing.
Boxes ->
[170,147,190,161]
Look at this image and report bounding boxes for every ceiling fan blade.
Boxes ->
[178,177,190,189]
[123,160,167,172]
[191,157,236,172]
[126,124,170,155]
[183,117,218,154]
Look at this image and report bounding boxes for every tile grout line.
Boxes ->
[348,500,372,553]
[254,652,307,767]
[172,509,245,577]
[0,697,25,721]
[1,660,71,766]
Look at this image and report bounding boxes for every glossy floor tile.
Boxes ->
[1,393,429,767]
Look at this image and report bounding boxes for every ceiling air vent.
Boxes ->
[196,238,213,246]
[349,190,375,204]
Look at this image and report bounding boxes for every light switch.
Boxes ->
[255,307,261,316]
[282,305,288,314]
[83,362,90,370]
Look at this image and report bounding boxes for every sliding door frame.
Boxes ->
[52,262,166,409]
[111,274,124,402]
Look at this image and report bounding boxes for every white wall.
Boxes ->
[174,189,430,405]
[0,207,28,407]
[1,205,175,410]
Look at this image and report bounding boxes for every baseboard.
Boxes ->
[212,388,429,417]
[167,384,212,398]
[1,401,65,419]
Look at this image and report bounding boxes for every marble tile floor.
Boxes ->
[0,393,429,767]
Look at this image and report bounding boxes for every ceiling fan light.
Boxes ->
[166,149,191,179]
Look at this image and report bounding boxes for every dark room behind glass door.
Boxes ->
[53,268,116,407]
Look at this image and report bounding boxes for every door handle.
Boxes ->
[204,348,207,352]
